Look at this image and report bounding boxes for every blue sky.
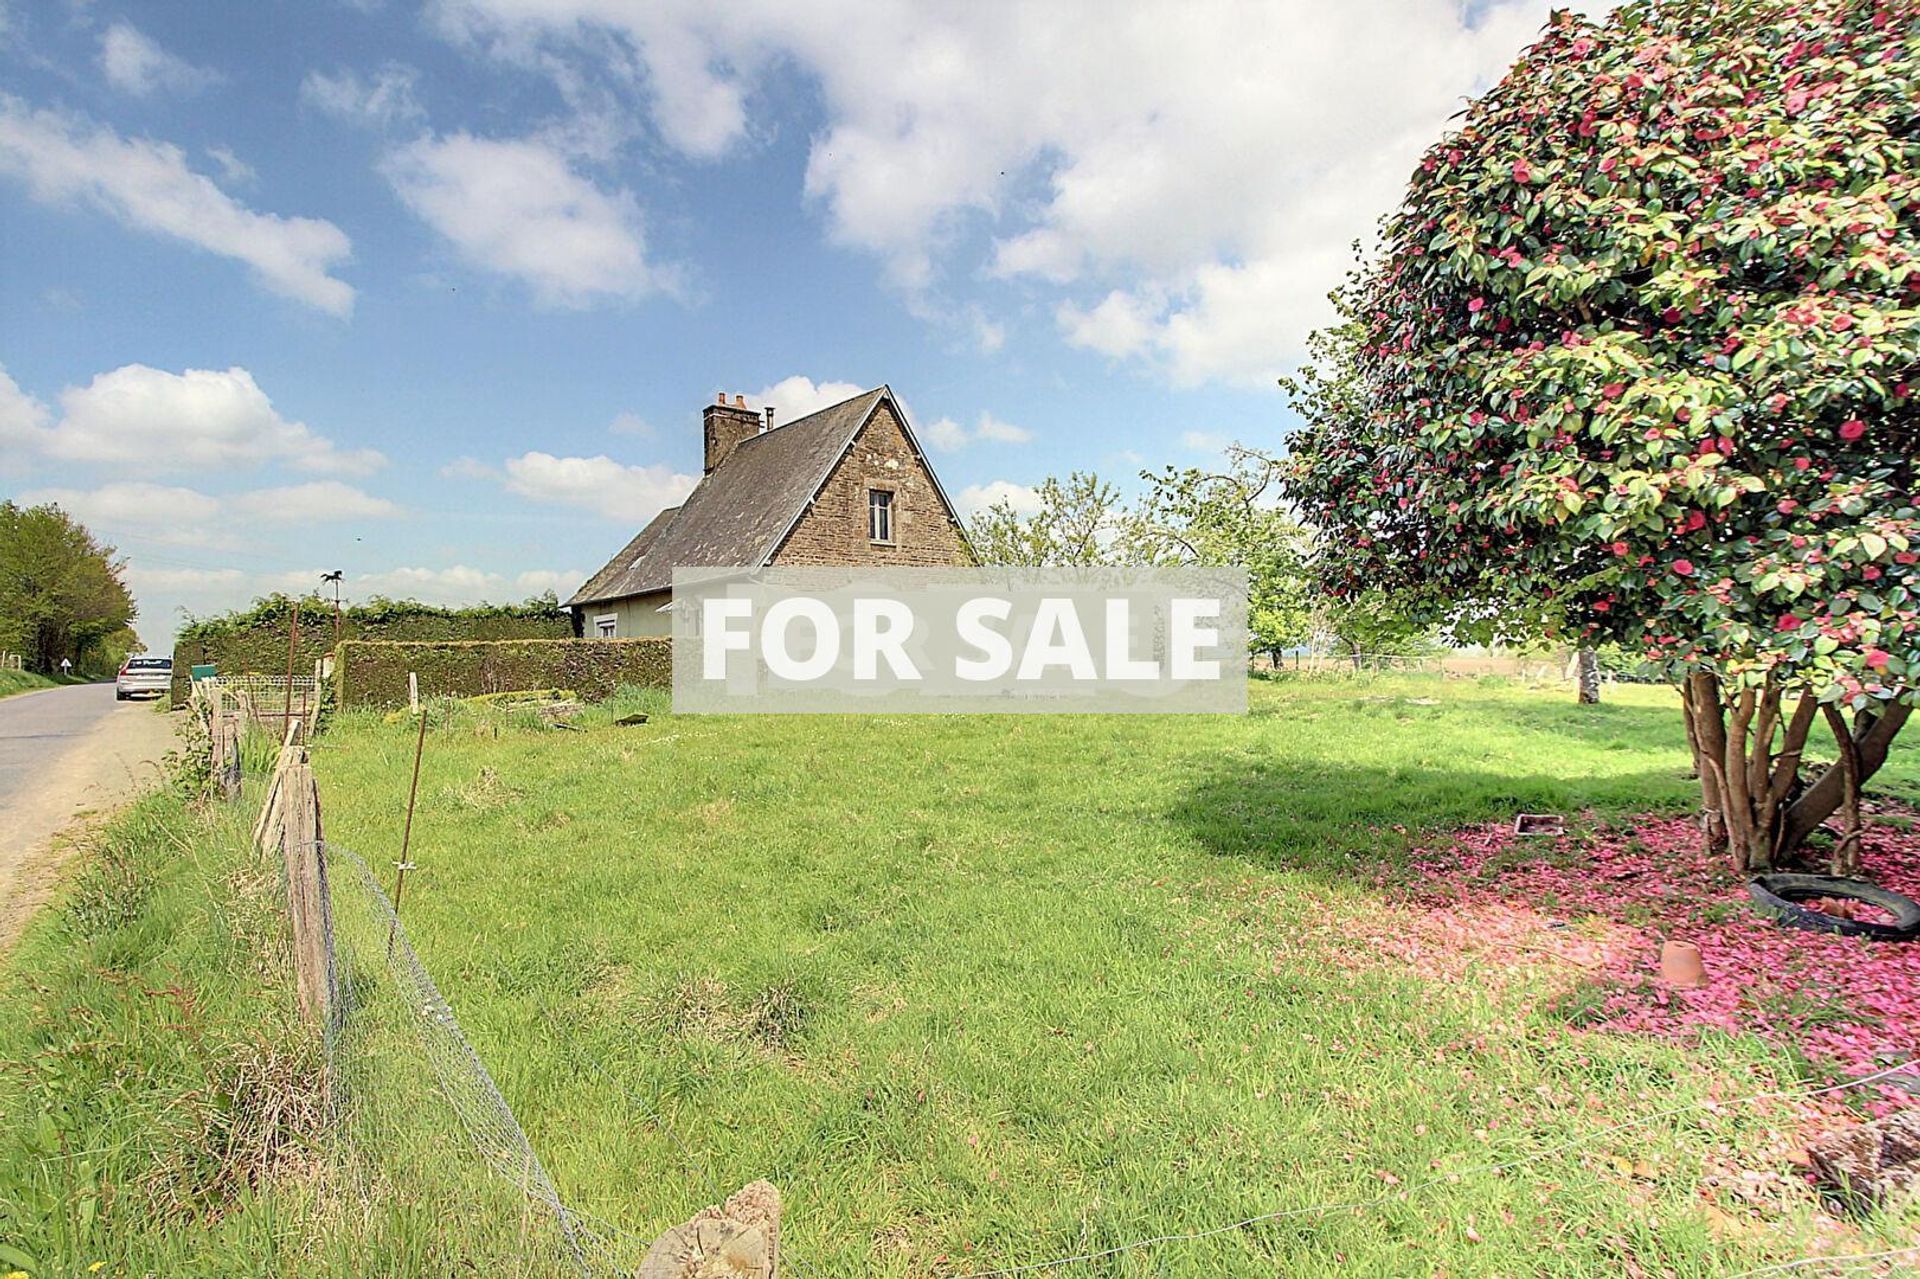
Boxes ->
[0,0,1571,648]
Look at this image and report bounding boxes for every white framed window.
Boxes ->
[868,488,895,543]
[594,614,617,638]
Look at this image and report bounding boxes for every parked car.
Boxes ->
[115,655,172,700]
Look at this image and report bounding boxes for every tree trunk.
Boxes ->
[1779,700,1911,857]
[1576,649,1601,704]
[1681,675,1911,872]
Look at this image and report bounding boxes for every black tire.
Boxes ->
[1747,874,1920,942]
[114,691,128,700]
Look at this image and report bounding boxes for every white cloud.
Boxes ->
[749,375,867,425]
[301,63,425,129]
[439,455,497,480]
[424,0,1570,384]
[974,413,1031,444]
[383,132,663,306]
[923,417,968,451]
[0,95,354,314]
[958,479,1041,516]
[344,565,587,605]
[8,364,383,476]
[501,451,697,521]
[608,411,653,437]
[100,23,220,97]
[18,482,223,545]
[230,481,402,522]
[922,410,1032,452]
[0,365,51,462]
[1057,290,1159,360]
[18,480,398,553]
[1181,430,1229,454]
[205,144,254,185]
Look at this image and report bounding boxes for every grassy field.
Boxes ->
[280,674,1916,1277]
[3,676,1913,1275]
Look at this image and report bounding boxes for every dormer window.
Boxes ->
[868,488,895,543]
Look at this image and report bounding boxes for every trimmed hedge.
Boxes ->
[334,639,672,708]
[171,595,572,705]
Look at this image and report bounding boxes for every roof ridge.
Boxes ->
[735,385,883,448]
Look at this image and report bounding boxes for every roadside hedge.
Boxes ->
[171,594,572,704]
[334,639,671,708]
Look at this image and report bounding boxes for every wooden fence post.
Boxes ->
[219,712,242,802]
[280,760,335,1027]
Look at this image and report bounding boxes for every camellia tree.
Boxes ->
[1282,0,1917,873]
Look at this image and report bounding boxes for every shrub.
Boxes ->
[333,639,671,708]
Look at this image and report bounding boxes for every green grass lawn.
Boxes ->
[289,675,1917,1277]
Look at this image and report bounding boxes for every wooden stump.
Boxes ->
[638,1181,780,1279]
[1808,1110,1920,1211]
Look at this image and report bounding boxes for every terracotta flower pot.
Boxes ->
[1659,939,1708,988]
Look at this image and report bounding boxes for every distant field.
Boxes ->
[297,675,1918,1276]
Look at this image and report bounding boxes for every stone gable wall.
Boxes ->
[771,402,974,569]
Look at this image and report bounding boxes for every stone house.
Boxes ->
[567,387,974,636]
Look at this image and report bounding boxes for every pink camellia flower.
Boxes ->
[1611,541,1630,556]
[1778,499,1798,514]
[1513,160,1532,183]
[1778,614,1803,632]
[1840,418,1867,441]
[1467,297,1486,313]
[1601,382,1625,400]
[1866,649,1890,670]
[1673,559,1695,576]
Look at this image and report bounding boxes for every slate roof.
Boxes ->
[568,386,904,607]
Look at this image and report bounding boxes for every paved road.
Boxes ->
[0,683,180,949]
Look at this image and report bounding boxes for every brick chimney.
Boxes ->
[703,392,762,473]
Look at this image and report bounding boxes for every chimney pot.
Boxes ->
[734,394,746,408]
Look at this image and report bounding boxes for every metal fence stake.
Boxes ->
[387,691,429,956]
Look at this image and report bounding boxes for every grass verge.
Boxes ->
[0,671,58,700]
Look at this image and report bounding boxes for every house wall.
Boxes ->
[772,401,973,569]
[578,590,672,638]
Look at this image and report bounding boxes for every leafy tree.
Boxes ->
[1281,0,1918,871]
[0,502,138,676]
[1131,446,1315,661]
[967,472,1135,567]
[1309,589,1438,669]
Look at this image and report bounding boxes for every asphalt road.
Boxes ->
[0,682,180,949]
[0,683,127,802]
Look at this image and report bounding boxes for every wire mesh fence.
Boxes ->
[319,837,660,1276]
